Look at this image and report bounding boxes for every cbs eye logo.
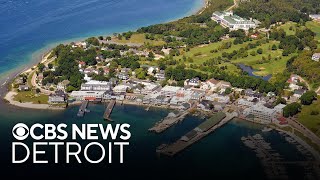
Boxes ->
[12,123,29,141]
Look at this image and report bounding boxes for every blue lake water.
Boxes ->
[0,0,203,75]
[238,63,272,81]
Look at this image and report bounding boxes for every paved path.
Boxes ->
[287,118,320,146]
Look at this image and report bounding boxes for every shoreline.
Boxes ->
[0,0,207,104]
[0,0,208,110]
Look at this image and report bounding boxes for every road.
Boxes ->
[287,118,320,146]
[226,0,239,11]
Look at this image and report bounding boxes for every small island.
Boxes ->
[4,0,320,175]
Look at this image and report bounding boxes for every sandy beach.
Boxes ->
[4,91,64,110]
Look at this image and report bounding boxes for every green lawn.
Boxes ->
[13,91,48,104]
[113,33,165,46]
[306,21,320,42]
[27,71,34,87]
[278,22,298,35]
[298,98,320,137]
[175,38,292,77]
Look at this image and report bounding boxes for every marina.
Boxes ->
[157,111,237,156]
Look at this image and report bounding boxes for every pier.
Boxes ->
[149,111,189,133]
[157,112,237,156]
[103,99,116,121]
[77,100,90,117]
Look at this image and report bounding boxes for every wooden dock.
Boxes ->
[158,112,237,156]
[77,100,89,117]
[103,99,116,121]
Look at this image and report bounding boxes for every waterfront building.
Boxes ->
[243,104,277,124]
[81,80,111,91]
[18,85,29,91]
[70,91,105,101]
[212,11,258,31]
[49,90,67,104]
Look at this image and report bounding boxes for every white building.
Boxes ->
[244,104,277,124]
[212,11,258,31]
[238,99,255,107]
[81,80,111,91]
[274,104,286,114]
[70,91,105,101]
[113,84,133,93]
[184,77,200,87]
[160,86,182,97]
[201,78,220,91]
[312,53,320,62]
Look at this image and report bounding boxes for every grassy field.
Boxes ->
[174,38,293,76]
[27,71,34,87]
[306,21,320,42]
[113,33,165,46]
[298,98,320,137]
[13,91,48,104]
[278,22,298,35]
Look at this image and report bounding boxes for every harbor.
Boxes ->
[157,111,237,156]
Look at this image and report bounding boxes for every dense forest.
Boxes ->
[287,51,320,88]
[234,0,320,27]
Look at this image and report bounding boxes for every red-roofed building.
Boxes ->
[78,61,86,69]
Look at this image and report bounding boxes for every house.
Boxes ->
[49,90,67,104]
[103,68,110,75]
[201,78,220,91]
[161,86,182,97]
[184,77,200,87]
[161,48,172,55]
[37,73,44,81]
[274,104,286,114]
[78,61,86,69]
[147,66,159,75]
[217,81,232,90]
[191,90,205,101]
[18,85,29,91]
[293,89,306,98]
[212,11,258,31]
[312,53,320,62]
[309,14,320,21]
[113,84,133,93]
[57,80,70,91]
[155,70,166,81]
[81,80,111,91]
[117,72,129,80]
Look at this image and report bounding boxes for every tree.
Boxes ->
[283,102,301,117]
[98,36,104,40]
[36,88,41,93]
[37,63,45,72]
[257,48,263,54]
[300,91,317,105]
[48,63,53,69]
[225,87,232,94]
[271,44,278,50]
[106,36,112,41]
